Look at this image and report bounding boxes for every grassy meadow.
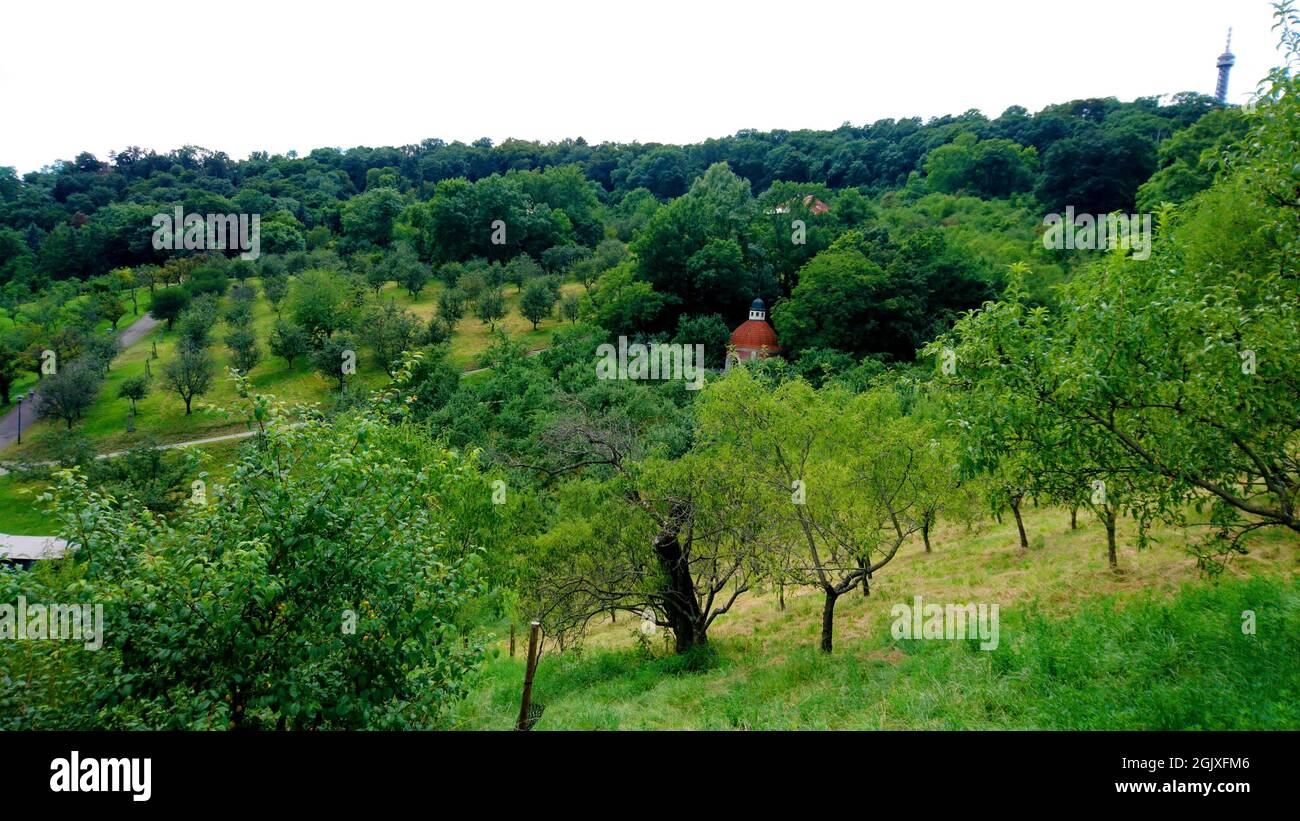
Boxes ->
[451,508,1300,730]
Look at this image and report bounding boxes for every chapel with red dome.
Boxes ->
[725,298,780,370]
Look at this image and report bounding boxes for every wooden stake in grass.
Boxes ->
[509,623,515,658]
[515,621,541,731]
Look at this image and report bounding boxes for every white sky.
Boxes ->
[0,0,1285,174]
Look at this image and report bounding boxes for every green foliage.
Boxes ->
[559,292,581,324]
[261,273,288,313]
[589,263,665,337]
[1135,107,1249,211]
[0,334,20,404]
[367,302,422,376]
[923,132,1037,198]
[511,164,605,246]
[773,227,993,361]
[161,342,214,415]
[540,244,590,275]
[671,312,729,369]
[95,291,126,330]
[116,373,149,411]
[340,186,405,251]
[474,288,506,332]
[390,243,430,298]
[311,332,357,391]
[1034,123,1156,213]
[88,440,198,515]
[185,265,229,298]
[436,287,467,332]
[289,269,348,342]
[148,286,189,330]
[416,175,572,264]
[222,296,254,330]
[934,107,1300,566]
[224,326,262,375]
[630,163,766,325]
[175,294,220,347]
[1,389,494,729]
[519,279,557,330]
[40,357,104,429]
[267,319,309,368]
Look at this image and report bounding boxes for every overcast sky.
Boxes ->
[0,0,1284,174]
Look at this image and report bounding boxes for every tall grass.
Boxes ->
[449,575,1300,730]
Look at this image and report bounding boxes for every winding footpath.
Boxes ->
[0,311,160,452]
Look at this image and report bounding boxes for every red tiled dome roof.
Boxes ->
[731,319,780,351]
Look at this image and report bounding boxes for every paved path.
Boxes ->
[460,347,548,376]
[0,311,160,452]
[97,428,260,459]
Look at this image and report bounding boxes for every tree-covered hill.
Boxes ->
[1,90,1230,289]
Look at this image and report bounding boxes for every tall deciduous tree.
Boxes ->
[699,370,936,652]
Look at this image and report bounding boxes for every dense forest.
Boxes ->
[0,86,1249,375]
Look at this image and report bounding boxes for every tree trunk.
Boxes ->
[670,616,704,653]
[1010,497,1029,550]
[778,580,785,611]
[1103,507,1118,570]
[820,589,839,653]
[652,522,706,653]
[1070,505,1078,530]
[922,518,932,553]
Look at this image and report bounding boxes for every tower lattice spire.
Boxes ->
[1216,27,1235,104]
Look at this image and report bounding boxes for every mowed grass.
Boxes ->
[449,507,1300,730]
[0,473,59,535]
[382,279,583,370]
[5,277,580,458]
[0,434,254,536]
